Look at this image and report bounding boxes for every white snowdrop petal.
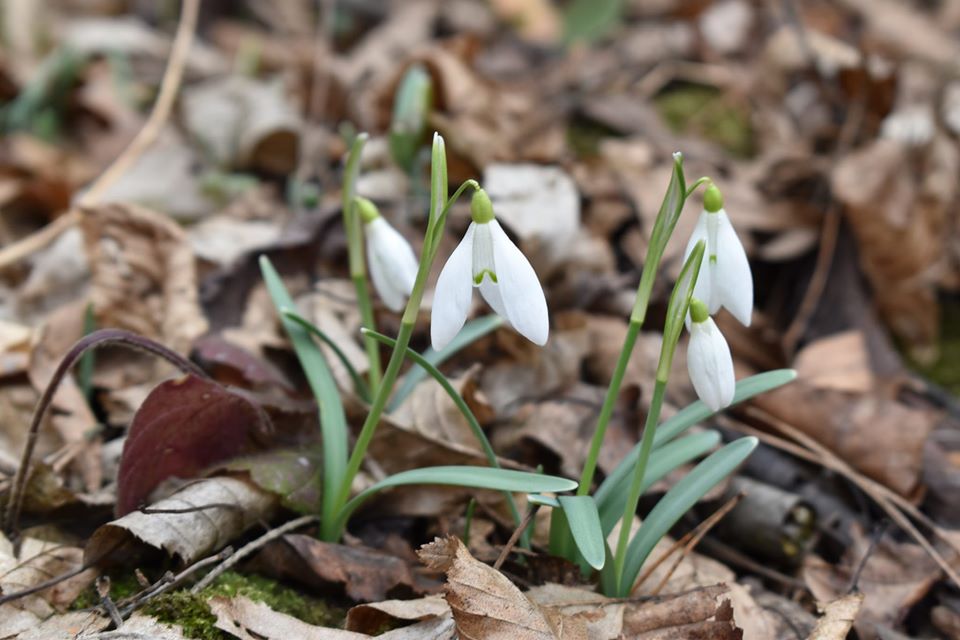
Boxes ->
[687,318,735,411]
[430,223,476,350]
[488,220,548,345]
[478,279,509,322]
[366,217,418,312]
[713,210,753,326]
[378,220,420,296]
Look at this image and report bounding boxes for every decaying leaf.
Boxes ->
[252,534,421,602]
[79,202,208,356]
[85,476,279,566]
[418,536,588,639]
[802,526,939,639]
[793,331,874,394]
[210,595,455,640]
[115,374,272,515]
[806,593,864,640]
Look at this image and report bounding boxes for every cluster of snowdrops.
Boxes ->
[263,132,793,598]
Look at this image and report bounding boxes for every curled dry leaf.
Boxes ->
[210,595,455,640]
[753,380,936,497]
[806,593,865,640]
[802,526,940,639]
[418,536,588,640]
[79,202,208,356]
[115,374,272,516]
[346,595,449,633]
[252,533,422,602]
[832,138,957,359]
[85,476,278,566]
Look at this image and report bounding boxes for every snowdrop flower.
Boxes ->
[431,189,548,350]
[687,298,735,411]
[357,197,419,312]
[683,184,752,327]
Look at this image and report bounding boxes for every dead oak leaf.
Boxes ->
[80,202,208,356]
[418,536,587,640]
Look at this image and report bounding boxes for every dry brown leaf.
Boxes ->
[85,476,278,566]
[251,533,420,602]
[793,331,874,393]
[418,536,587,639]
[832,138,956,360]
[0,528,97,636]
[181,75,301,175]
[391,366,488,453]
[802,526,939,639]
[346,595,450,633]
[806,593,864,640]
[79,202,208,357]
[752,380,936,497]
[210,595,454,640]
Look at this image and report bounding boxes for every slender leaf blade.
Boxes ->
[596,430,720,535]
[619,437,758,595]
[259,256,348,515]
[283,311,370,400]
[559,495,606,570]
[338,466,578,530]
[389,315,503,409]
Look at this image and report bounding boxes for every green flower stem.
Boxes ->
[341,134,382,392]
[612,378,666,593]
[576,320,641,496]
[361,328,523,529]
[684,176,712,200]
[331,178,478,535]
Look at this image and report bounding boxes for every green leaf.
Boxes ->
[335,466,578,532]
[618,437,758,596]
[558,495,605,570]
[389,315,503,410]
[429,133,448,224]
[595,431,720,535]
[563,0,623,44]
[592,369,796,527]
[656,240,703,379]
[389,64,432,172]
[259,256,348,525]
[225,448,324,514]
[283,311,371,401]
[653,369,796,447]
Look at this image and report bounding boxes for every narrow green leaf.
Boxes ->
[653,369,796,447]
[529,494,561,508]
[259,256,348,526]
[563,0,623,44]
[619,437,758,595]
[335,466,577,532]
[429,133,448,224]
[559,495,606,570]
[593,369,796,525]
[283,311,370,401]
[389,315,503,410]
[389,64,432,172]
[595,431,720,535]
[656,240,703,380]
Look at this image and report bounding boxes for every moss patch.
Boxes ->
[910,299,960,396]
[654,83,754,158]
[204,570,343,627]
[70,570,345,640]
[142,591,221,640]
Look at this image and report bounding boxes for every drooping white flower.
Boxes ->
[357,197,419,312]
[686,298,735,411]
[683,184,753,326]
[431,189,548,350]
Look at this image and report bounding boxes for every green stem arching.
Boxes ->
[612,378,666,594]
[341,134,383,392]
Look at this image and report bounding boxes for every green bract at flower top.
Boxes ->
[683,183,753,326]
[355,197,419,312]
[430,189,549,350]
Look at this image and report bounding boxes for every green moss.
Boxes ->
[654,84,754,158]
[204,571,343,627]
[142,591,222,640]
[69,570,344,640]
